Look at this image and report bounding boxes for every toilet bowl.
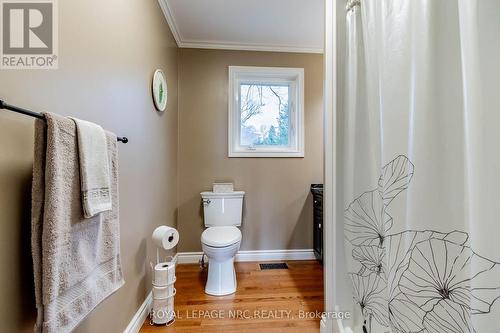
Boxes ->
[201,226,242,295]
[201,189,244,296]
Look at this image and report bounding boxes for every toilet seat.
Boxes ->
[201,226,242,248]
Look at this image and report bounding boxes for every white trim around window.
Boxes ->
[228,66,305,157]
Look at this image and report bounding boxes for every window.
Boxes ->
[228,66,304,157]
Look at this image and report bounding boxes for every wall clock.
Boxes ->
[152,69,167,112]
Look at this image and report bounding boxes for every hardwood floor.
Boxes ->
[140,260,324,333]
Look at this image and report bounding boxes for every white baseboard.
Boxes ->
[176,249,316,264]
[236,249,316,262]
[176,252,204,264]
[123,291,152,333]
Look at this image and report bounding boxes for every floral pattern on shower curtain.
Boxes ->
[341,1,500,332]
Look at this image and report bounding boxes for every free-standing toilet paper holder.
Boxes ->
[150,225,179,326]
[150,254,177,326]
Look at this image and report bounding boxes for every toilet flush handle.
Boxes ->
[203,199,211,206]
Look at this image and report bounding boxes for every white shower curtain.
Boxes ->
[341,1,500,332]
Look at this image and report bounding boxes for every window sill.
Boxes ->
[228,149,304,158]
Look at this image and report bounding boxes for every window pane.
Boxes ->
[240,84,289,147]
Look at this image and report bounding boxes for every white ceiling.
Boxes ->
[159,0,324,53]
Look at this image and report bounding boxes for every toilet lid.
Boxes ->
[201,226,242,248]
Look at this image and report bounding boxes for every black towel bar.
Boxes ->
[0,99,128,143]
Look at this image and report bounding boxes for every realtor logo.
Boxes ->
[1,0,58,69]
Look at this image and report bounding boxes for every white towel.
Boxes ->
[70,117,112,218]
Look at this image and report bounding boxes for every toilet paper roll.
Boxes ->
[153,278,177,298]
[152,297,175,324]
[153,262,176,286]
[152,226,179,250]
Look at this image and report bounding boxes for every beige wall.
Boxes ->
[177,49,323,252]
[0,0,178,332]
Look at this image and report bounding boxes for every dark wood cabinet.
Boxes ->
[311,184,323,263]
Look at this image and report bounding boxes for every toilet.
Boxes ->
[201,190,244,296]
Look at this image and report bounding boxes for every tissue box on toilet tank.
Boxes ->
[212,183,234,193]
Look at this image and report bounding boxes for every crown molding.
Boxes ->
[158,0,324,54]
[179,40,324,54]
[158,0,182,46]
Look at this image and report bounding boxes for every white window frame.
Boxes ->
[228,66,305,158]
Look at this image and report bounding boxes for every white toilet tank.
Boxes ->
[201,191,244,227]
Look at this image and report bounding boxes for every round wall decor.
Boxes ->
[152,69,167,112]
